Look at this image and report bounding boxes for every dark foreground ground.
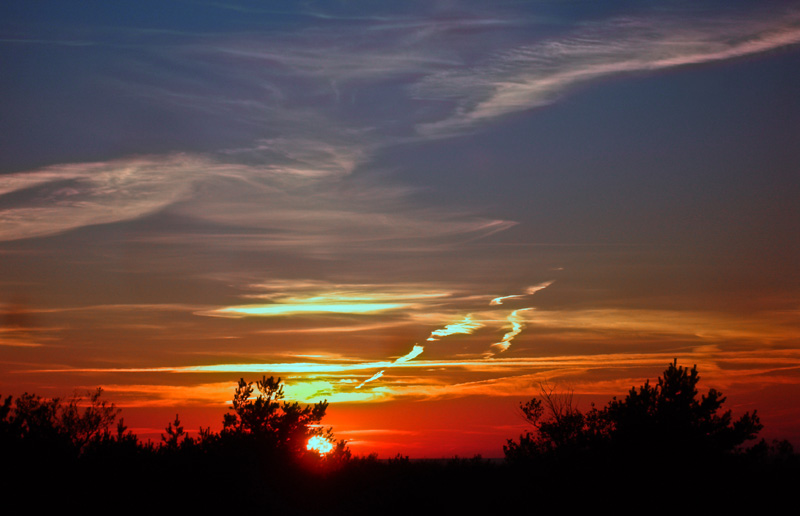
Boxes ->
[9,450,799,514]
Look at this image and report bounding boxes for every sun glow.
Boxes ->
[307,435,334,456]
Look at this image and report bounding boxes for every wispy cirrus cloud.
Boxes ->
[0,147,514,247]
[414,11,800,135]
[0,155,202,241]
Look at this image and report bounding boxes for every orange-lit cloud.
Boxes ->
[356,371,384,389]
[213,301,410,317]
[428,315,483,341]
[525,280,554,296]
[490,280,554,306]
[488,309,532,355]
[204,283,454,318]
[489,295,523,306]
[395,345,425,363]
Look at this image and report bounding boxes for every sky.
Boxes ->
[1,0,799,457]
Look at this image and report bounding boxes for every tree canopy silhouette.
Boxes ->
[1,388,125,459]
[505,360,763,463]
[210,375,349,466]
[220,376,328,453]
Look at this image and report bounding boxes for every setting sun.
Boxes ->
[307,435,334,456]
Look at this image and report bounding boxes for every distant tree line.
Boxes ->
[1,375,348,465]
[2,363,798,512]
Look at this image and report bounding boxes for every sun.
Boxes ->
[307,435,334,456]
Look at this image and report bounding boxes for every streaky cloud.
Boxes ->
[488,308,532,355]
[355,344,423,389]
[490,294,524,306]
[356,370,385,389]
[525,280,554,295]
[395,345,424,363]
[427,315,483,341]
[491,280,554,305]
[415,11,800,135]
[211,302,410,317]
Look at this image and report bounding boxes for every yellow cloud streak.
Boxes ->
[213,302,410,317]
[356,344,425,388]
[62,347,800,406]
[428,315,483,341]
[490,280,554,305]
[490,294,524,306]
[356,371,384,389]
[489,308,532,355]
[395,345,424,363]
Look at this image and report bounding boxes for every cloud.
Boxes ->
[525,280,554,295]
[489,295,523,306]
[488,308,533,355]
[210,301,411,318]
[0,155,201,241]
[356,371,384,389]
[491,280,554,305]
[414,12,800,135]
[204,283,451,318]
[485,281,553,354]
[395,345,424,363]
[0,148,515,247]
[427,315,483,341]
[356,344,423,389]
[29,345,800,404]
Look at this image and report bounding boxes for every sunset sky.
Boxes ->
[2,0,799,457]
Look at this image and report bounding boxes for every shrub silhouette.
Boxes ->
[505,360,763,463]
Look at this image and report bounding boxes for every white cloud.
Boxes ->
[414,12,800,135]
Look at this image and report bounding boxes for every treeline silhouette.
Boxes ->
[2,362,797,513]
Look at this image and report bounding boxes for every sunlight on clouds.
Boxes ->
[428,315,483,341]
[206,283,454,319]
[100,382,235,407]
[33,347,800,406]
[208,288,446,317]
[395,345,424,363]
[214,302,410,317]
[356,371,384,389]
[490,295,523,306]
[354,345,424,389]
[491,281,553,305]
[525,280,554,295]
[285,379,391,403]
[488,309,532,355]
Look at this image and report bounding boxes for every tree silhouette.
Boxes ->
[605,359,762,457]
[1,388,122,458]
[505,360,762,463]
[220,376,336,458]
[161,413,186,450]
